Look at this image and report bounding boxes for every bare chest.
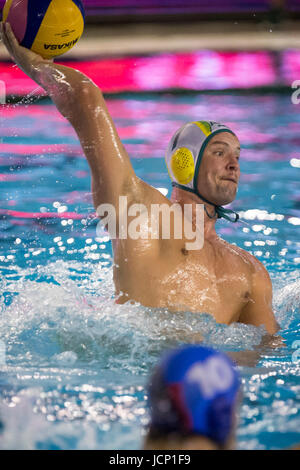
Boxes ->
[156,250,251,322]
[114,238,252,324]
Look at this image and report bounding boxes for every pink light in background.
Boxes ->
[0,208,91,219]
[0,143,82,155]
[282,50,300,85]
[0,50,281,95]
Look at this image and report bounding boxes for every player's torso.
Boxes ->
[112,235,253,325]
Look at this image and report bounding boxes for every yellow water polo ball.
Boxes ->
[3,0,85,59]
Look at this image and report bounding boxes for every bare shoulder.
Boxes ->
[238,245,271,283]
[223,240,270,279]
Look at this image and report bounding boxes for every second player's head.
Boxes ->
[144,344,240,450]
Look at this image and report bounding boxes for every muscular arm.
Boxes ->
[224,257,284,367]
[239,259,280,335]
[1,22,144,214]
[57,80,139,211]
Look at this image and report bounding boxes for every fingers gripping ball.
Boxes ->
[171,147,195,185]
[3,0,85,59]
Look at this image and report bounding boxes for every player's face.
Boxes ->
[196,132,241,206]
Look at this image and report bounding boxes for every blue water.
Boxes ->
[0,93,299,449]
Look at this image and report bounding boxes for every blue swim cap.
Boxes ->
[148,345,240,445]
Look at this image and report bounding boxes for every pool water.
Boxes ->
[0,92,299,450]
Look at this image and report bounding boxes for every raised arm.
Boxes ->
[0,22,142,212]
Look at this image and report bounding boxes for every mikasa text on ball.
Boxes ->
[3,0,85,59]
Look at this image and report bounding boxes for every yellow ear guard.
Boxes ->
[170,147,195,185]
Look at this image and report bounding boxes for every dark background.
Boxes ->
[0,0,299,23]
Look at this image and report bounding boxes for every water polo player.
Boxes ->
[144,345,240,450]
[1,22,280,335]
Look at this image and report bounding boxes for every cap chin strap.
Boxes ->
[172,183,240,223]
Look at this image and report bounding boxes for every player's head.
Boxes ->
[165,121,240,222]
[144,345,240,450]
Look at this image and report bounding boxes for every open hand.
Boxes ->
[0,21,53,80]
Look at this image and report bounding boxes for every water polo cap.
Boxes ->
[148,345,240,446]
[165,121,239,222]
